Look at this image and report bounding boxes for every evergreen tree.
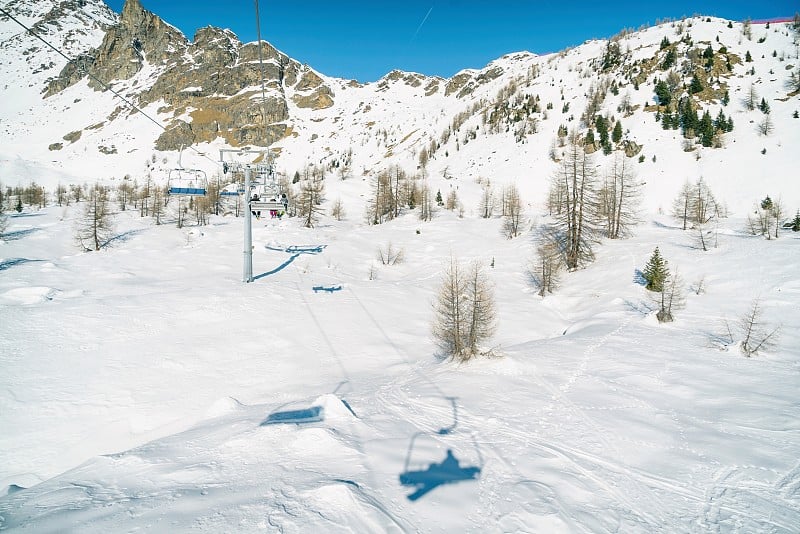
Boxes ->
[661,110,674,130]
[654,79,671,106]
[435,189,443,206]
[689,74,704,94]
[612,120,623,143]
[714,109,728,132]
[595,115,611,154]
[659,36,671,50]
[678,98,699,137]
[643,247,669,292]
[759,97,771,114]
[662,48,677,69]
[585,128,595,146]
[699,110,715,147]
[791,210,800,232]
[602,41,622,71]
[745,50,753,62]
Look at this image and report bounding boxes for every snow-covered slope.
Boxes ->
[1,4,799,532]
[1,7,799,216]
[1,199,799,532]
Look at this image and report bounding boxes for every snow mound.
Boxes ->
[204,396,245,418]
[0,286,57,305]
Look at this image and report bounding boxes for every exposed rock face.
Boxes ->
[45,0,334,150]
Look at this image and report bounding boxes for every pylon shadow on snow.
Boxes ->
[256,244,327,280]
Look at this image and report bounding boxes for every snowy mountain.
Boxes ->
[1,1,799,532]
[1,1,799,214]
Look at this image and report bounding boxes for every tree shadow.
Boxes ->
[0,258,44,271]
[633,268,647,286]
[2,228,40,241]
[104,228,147,247]
[8,212,44,219]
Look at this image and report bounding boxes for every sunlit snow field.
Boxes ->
[1,200,798,532]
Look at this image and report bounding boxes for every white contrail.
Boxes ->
[411,6,434,42]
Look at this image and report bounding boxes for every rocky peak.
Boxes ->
[39,0,338,150]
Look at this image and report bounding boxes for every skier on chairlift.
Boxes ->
[251,192,261,219]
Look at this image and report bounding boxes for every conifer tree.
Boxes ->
[699,111,715,146]
[612,120,623,143]
[643,247,669,292]
[689,74,704,94]
[791,210,800,232]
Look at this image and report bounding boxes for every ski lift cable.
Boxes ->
[254,0,272,147]
[0,6,219,168]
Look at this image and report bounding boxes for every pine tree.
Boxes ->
[584,128,596,147]
[689,74,704,94]
[643,247,669,292]
[654,79,671,106]
[758,97,770,114]
[791,210,800,232]
[699,110,715,147]
[612,120,623,143]
[661,48,676,69]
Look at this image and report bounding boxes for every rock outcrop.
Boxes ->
[45,0,335,150]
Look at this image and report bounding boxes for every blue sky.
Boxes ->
[106,1,797,82]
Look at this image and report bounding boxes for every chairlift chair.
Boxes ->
[167,168,208,196]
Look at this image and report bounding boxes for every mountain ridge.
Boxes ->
[1,1,798,215]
